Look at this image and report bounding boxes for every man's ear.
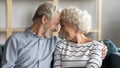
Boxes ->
[41,15,48,24]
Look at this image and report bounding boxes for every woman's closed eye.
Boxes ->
[60,24,64,27]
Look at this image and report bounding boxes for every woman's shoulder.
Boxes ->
[56,39,69,48]
[91,40,104,49]
[92,40,103,45]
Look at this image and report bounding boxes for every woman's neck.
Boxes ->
[71,33,92,44]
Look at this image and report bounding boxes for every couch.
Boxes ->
[0,39,120,68]
[0,44,3,67]
[101,39,120,68]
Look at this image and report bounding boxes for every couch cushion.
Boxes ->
[117,48,120,52]
[103,39,117,57]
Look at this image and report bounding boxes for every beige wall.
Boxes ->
[102,0,120,47]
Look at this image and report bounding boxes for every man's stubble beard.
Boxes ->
[44,26,53,38]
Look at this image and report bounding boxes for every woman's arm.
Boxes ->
[87,42,103,68]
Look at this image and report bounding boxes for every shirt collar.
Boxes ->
[24,28,53,39]
[24,28,36,37]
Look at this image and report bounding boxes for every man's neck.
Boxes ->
[30,22,45,37]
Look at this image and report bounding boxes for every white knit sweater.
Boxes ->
[53,40,103,68]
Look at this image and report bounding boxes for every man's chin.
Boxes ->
[45,33,53,38]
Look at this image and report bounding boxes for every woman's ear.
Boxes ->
[41,15,48,24]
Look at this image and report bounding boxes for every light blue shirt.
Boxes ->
[1,29,60,68]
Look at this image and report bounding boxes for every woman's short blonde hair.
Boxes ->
[60,7,92,34]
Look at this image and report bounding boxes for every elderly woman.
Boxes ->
[53,7,103,68]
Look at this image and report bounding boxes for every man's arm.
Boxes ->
[1,36,17,68]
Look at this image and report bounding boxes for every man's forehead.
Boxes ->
[56,11,61,17]
[56,8,61,14]
[56,12,60,22]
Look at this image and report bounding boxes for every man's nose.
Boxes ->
[55,25,61,32]
[54,26,58,32]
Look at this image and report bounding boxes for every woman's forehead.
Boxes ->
[60,21,74,27]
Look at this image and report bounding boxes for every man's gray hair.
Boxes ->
[60,7,92,34]
[33,1,59,21]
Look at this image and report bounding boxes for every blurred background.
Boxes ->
[0,0,120,47]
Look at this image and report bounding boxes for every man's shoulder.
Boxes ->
[7,32,26,43]
[10,32,25,39]
[50,36,62,42]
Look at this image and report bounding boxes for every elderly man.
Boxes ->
[1,1,107,68]
[1,1,60,68]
